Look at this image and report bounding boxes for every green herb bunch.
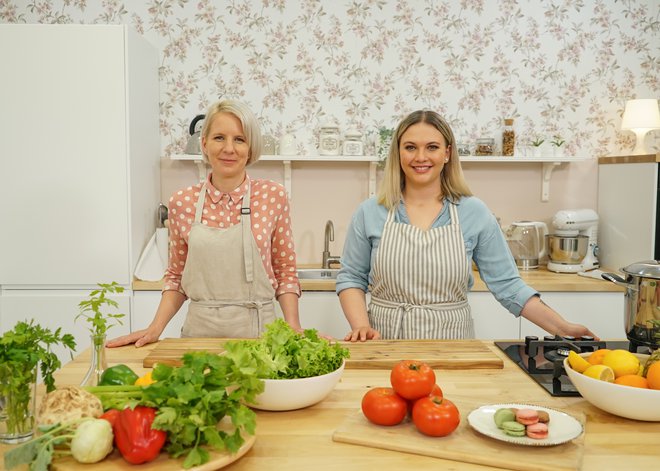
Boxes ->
[551,135,565,147]
[0,320,76,437]
[76,282,125,338]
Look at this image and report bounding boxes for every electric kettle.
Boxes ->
[184,114,205,155]
[506,221,548,270]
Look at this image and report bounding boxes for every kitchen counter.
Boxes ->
[4,341,656,470]
[133,267,624,293]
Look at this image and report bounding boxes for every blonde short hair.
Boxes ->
[377,110,472,209]
[201,99,263,166]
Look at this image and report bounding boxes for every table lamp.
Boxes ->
[620,98,660,155]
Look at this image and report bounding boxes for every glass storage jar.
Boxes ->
[319,125,341,156]
[502,119,515,156]
[475,138,494,156]
[342,129,364,156]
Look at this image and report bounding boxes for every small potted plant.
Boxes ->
[551,135,566,158]
[376,126,394,169]
[530,137,545,158]
[0,321,76,443]
[76,282,126,387]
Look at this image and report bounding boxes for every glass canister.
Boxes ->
[475,138,494,156]
[319,125,341,156]
[502,118,515,156]
[342,129,364,156]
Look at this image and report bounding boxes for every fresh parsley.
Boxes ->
[75,282,125,338]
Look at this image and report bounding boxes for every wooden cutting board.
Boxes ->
[142,338,503,369]
[332,402,585,471]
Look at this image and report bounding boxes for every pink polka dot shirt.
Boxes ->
[163,174,301,298]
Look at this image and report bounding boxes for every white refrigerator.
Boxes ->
[0,24,161,363]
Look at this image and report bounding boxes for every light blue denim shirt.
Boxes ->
[336,196,538,317]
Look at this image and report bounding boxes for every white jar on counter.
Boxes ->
[342,129,364,156]
[319,125,341,156]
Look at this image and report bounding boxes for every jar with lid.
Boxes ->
[318,125,341,156]
[342,129,364,156]
[475,138,494,156]
[502,118,515,156]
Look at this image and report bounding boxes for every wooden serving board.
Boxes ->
[51,432,255,471]
[332,402,585,471]
[142,338,504,369]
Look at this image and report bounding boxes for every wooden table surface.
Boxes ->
[3,341,657,470]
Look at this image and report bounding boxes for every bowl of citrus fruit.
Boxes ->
[564,348,660,421]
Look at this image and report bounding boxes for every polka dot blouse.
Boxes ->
[163,174,301,298]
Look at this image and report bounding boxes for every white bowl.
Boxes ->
[249,361,345,411]
[564,352,660,421]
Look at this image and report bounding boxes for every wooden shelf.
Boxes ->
[170,154,590,202]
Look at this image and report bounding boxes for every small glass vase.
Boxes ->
[0,364,38,444]
[80,334,108,388]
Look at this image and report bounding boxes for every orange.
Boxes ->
[587,349,610,365]
[602,350,640,378]
[646,362,660,390]
[614,374,649,389]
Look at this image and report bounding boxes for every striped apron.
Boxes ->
[368,202,475,339]
[180,180,276,338]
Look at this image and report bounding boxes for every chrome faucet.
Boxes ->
[322,220,341,269]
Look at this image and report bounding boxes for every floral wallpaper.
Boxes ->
[2,0,658,158]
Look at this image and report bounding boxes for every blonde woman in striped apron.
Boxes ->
[336,110,598,341]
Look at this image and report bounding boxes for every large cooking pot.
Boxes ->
[603,260,660,349]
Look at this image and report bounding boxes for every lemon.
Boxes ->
[567,351,590,373]
[583,364,615,382]
[601,349,640,378]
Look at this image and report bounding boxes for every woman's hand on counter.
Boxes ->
[344,326,381,342]
[107,328,162,348]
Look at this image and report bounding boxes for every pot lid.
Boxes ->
[622,260,660,279]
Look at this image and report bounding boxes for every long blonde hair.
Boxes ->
[377,110,472,209]
[200,99,263,166]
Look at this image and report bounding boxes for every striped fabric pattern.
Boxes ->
[369,203,475,339]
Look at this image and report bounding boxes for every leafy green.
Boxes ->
[0,320,76,441]
[223,319,350,379]
[75,282,125,337]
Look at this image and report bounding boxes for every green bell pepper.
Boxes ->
[99,364,139,386]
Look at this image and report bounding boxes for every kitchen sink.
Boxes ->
[296,268,340,280]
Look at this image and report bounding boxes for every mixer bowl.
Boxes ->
[546,234,588,264]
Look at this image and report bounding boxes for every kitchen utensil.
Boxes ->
[602,260,660,350]
[564,352,660,421]
[142,338,503,369]
[546,209,600,273]
[333,405,585,471]
[506,221,548,270]
[184,114,205,155]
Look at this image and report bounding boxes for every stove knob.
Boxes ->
[525,335,538,346]
[580,335,594,341]
[564,335,576,341]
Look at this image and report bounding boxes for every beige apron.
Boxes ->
[180,180,276,338]
[369,202,475,339]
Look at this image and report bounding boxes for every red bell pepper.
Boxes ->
[111,406,166,464]
[99,408,120,427]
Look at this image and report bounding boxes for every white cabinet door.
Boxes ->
[0,290,131,367]
[274,291,350,340]
[468,292,521,339]
[132,291,188,340]
[520,292,625,340]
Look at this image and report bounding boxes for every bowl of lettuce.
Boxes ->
[223,319,349,411]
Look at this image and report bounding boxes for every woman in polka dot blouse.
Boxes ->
[108,100,302,347]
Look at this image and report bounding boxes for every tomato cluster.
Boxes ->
[361,359,460,437]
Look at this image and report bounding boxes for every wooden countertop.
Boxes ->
[133,267,623,293]
[4,342,656,470]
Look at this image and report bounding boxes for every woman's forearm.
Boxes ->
[278,292,302,330]
[339,288,370,329]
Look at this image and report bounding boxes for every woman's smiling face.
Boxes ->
[398,122,450,189]
[201,112,250,182]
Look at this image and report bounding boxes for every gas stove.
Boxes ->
[495,336,652,397]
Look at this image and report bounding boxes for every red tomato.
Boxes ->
[390,360,436,400]
[361,387,407,426]
[407,384,444,416]
[412,396,460,437]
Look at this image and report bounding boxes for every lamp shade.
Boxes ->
[621,99,660,130]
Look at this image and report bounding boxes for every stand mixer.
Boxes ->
[546,209,600,273]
